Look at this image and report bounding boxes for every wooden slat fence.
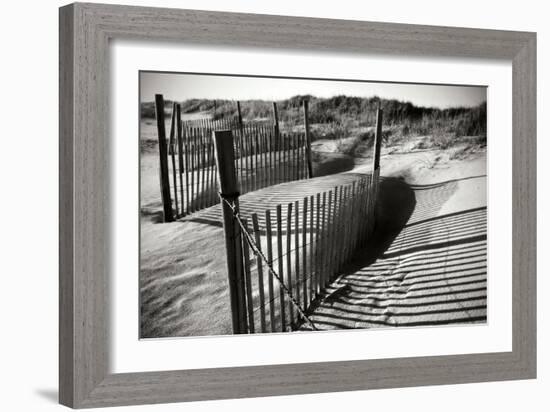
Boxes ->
[212,107,384,334]
[182,116,275,132]
[235,172,379,333]
[157,97,312,219]
[181,116,241,131]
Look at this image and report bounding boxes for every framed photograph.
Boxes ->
[59,3,536,408]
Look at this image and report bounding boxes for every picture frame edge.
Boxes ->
[59,2,75,407]
[511,31,537,379]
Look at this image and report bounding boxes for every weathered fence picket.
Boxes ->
[265,209,276,332]
[309,194,314,302]
[251,214,267,333]
[315,192,321,296]
[176,104,184,216]
[320,191,328,288]
[276,204,285,331]
[294,200,301,311]
[286,202,294,327]
[302,196,308,309]
[241,219,255,334]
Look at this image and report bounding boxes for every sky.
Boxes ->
[140,71,486,109]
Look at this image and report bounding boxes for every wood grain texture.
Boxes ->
[59,4,74,406]
[59,2,537,408]
[512,35,537,375]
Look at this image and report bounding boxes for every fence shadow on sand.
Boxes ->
[180,172,371,229]
[301,175,487,330]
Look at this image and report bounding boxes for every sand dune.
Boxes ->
[140,147,486,337]
[300,175,487,331]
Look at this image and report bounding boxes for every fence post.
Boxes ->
[370,107,383,233]
[154,94,174,223]
[272,101,280,138]
[168,102,176,156]
[372,107,383,171]
[176,103,185,216]
[212,130,248,334]
[169,102,179,215]
[236,101,243,130]
[303,100,314,178]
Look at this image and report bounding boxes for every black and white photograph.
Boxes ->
[2,0,544,410]
[139,72,487,338]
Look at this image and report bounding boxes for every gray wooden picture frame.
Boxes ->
[59,2,536,408]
